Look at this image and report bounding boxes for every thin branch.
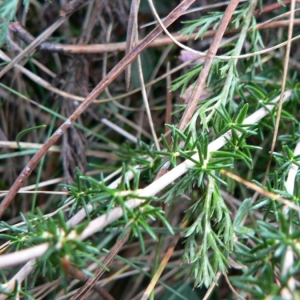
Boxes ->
[147,0,204,57]
[125,0,141,90]
[0,50,109,103]
[137,51,161,150]
[223,272,245,300]
[8,22,67,54]
[202,271,222,300]
[263,0,295,184]
[9,19,300,54]
[61,258,114,300]
[71,231,130,300]
[101,118,138,143]
[220,168,300,212]
[0,17,67,78]
[59,0,90,17]
[141,221,186,300]
[165,62,172,144]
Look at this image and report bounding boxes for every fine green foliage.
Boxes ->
[0,210,104,277]
[183,176,233,287]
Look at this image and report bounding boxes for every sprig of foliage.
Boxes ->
[183,176,233,287]
[0,210,102,280]
[171,64,203,96]
[174,0,261,130]
[157,103,261,287]
[180,3,251,40]
[232,212,300,298]
[0,179,173,280]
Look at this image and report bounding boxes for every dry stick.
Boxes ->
[137,50,161,150]
[202,272,222,300]
[59,0,90,17]
[8,22,67,54]
[61,258,115,300]
[0,0,195,219]
[0,50,91,103]
[0,0,91,79]
[141,237,181,300]
[63,27,300,62]
[9,22,202,53]
[141,0,289,28]
[0,17,66,78]
[223,273,245,300]
[10,18,300,55]
[220,169,300,212]
[125,0,141,91]
[255,0,298,15]
[71,231,130,300]
[257,8,300,28]
[178,0,240,132]
[141,221,187,300]
[263,0,295,185]
[165,62,172,144]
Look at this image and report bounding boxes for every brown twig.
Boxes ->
[60,0,90,17]
[61,258,115,300]
[220,168,300,212]
[255,0,298,15]
[165,62,172,144]
[0,18,67,78]
[9,22,67,54]
[125,0,140,91]
[202,271,222,300]
[0,0,195,214]
[9,19,300,54]
[71,230,130,300]
[141,221,186,300]
[263,0,295,185]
